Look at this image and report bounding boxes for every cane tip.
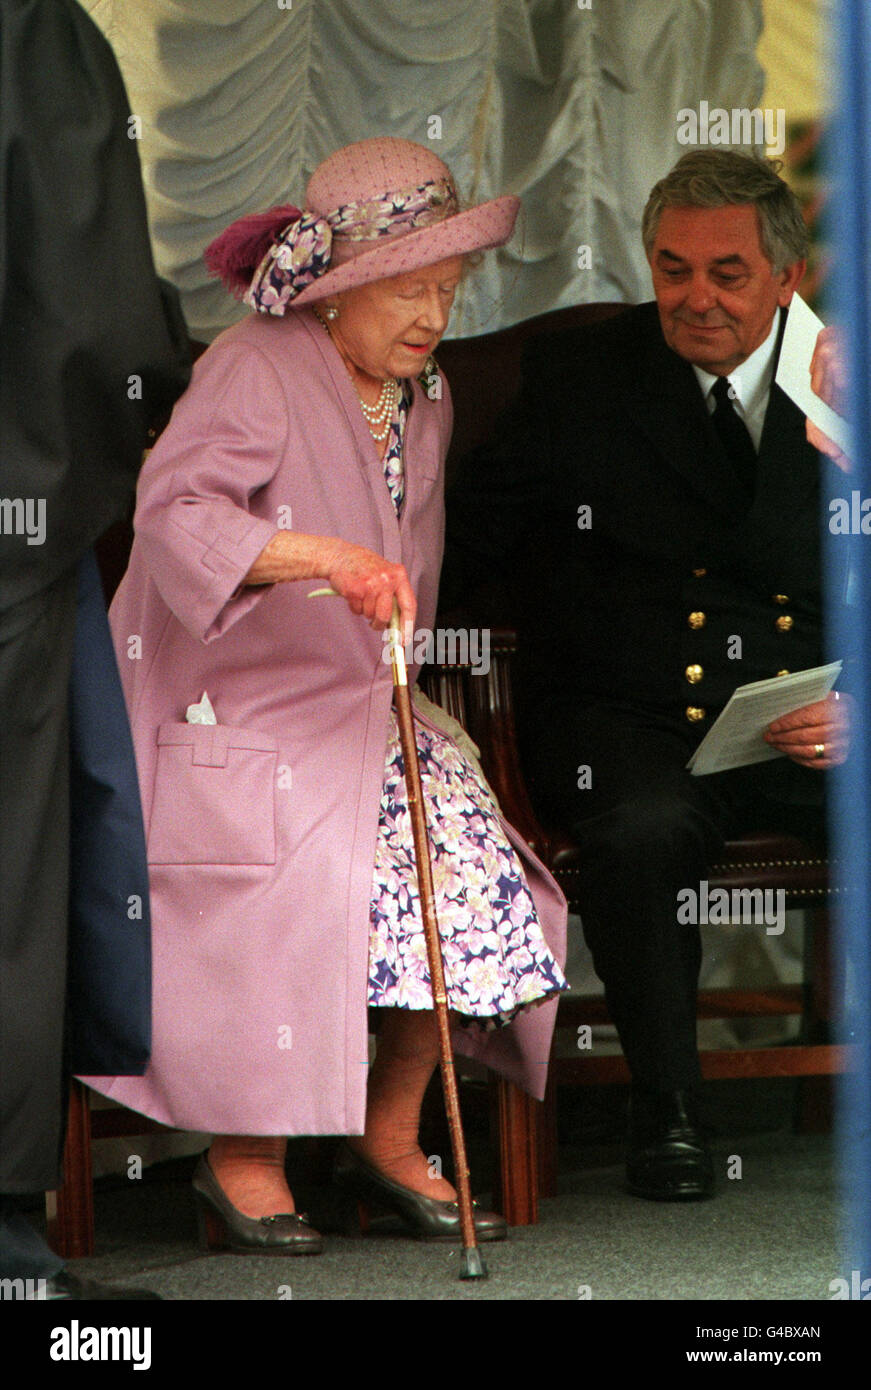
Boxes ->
[459,1246,489,1280]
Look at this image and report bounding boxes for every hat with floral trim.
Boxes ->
[205,137,519,314]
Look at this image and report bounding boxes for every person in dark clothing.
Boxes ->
[0,0,190,1296]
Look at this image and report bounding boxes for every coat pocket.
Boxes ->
[147,723,279,866]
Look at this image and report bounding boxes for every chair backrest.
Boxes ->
[437,302,628,484]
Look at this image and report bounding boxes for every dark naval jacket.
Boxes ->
[442,301,841,747]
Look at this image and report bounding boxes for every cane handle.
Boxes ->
[389,598,408,686]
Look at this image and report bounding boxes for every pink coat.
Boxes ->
[82,309,566,1134]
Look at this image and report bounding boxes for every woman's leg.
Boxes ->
[206,1135,295,1217]
[350,1009,458,1200]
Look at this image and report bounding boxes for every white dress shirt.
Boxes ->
[692,310,781,452]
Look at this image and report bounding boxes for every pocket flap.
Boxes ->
[157,723,278,768]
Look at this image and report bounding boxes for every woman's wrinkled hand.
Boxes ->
[244,530,416,634]
[324,539,416,633]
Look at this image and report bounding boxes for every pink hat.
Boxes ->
[205,137,520,314]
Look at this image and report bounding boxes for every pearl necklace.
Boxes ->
[357,377,398,441]
[313,307,398,443]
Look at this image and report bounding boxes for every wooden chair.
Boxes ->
[46,1086,173,1259]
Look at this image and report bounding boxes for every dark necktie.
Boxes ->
[710,375,757,495]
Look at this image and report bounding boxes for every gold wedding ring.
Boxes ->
[814,743,826,760]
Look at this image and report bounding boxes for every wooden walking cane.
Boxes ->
[388,599,488,1280]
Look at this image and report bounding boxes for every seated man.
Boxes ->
[440,149,849,1201]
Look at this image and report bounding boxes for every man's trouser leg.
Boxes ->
[526,705,732,1091]
[0,573,76,1278]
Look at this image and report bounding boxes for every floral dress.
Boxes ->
[368,381,568,1026]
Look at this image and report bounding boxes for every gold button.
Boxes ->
[777,669,790,676]
[685,664,703,684]
[773,594,789,605]
[692,567,707,578]
[685,706,706,722]
[775,615,794,632]
[688,611,706,630]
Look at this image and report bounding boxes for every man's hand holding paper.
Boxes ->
[687,663,843,776]
[765,690,852,769]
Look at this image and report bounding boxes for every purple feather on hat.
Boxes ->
[204,205,301,296]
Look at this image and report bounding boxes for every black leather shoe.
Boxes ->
[40,1270,161,1300]
[625,1089,714,1201]
[334,1144,507,1242]
[192,1155,323,1255]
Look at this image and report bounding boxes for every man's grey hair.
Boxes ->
[642,150,809,271]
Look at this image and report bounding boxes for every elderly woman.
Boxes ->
[82,138,567,1254]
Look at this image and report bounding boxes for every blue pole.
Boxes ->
[829,0,871,1289]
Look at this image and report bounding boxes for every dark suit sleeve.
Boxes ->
[0,0,192,606]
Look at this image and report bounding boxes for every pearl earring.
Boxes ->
[324,306,338,321]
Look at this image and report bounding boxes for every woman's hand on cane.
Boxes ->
[244,530,415,634]
[323,540,416,634]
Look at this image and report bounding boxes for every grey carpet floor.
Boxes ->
[48,1080,852,1303]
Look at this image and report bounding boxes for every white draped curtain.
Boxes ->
[86,0,764,341]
